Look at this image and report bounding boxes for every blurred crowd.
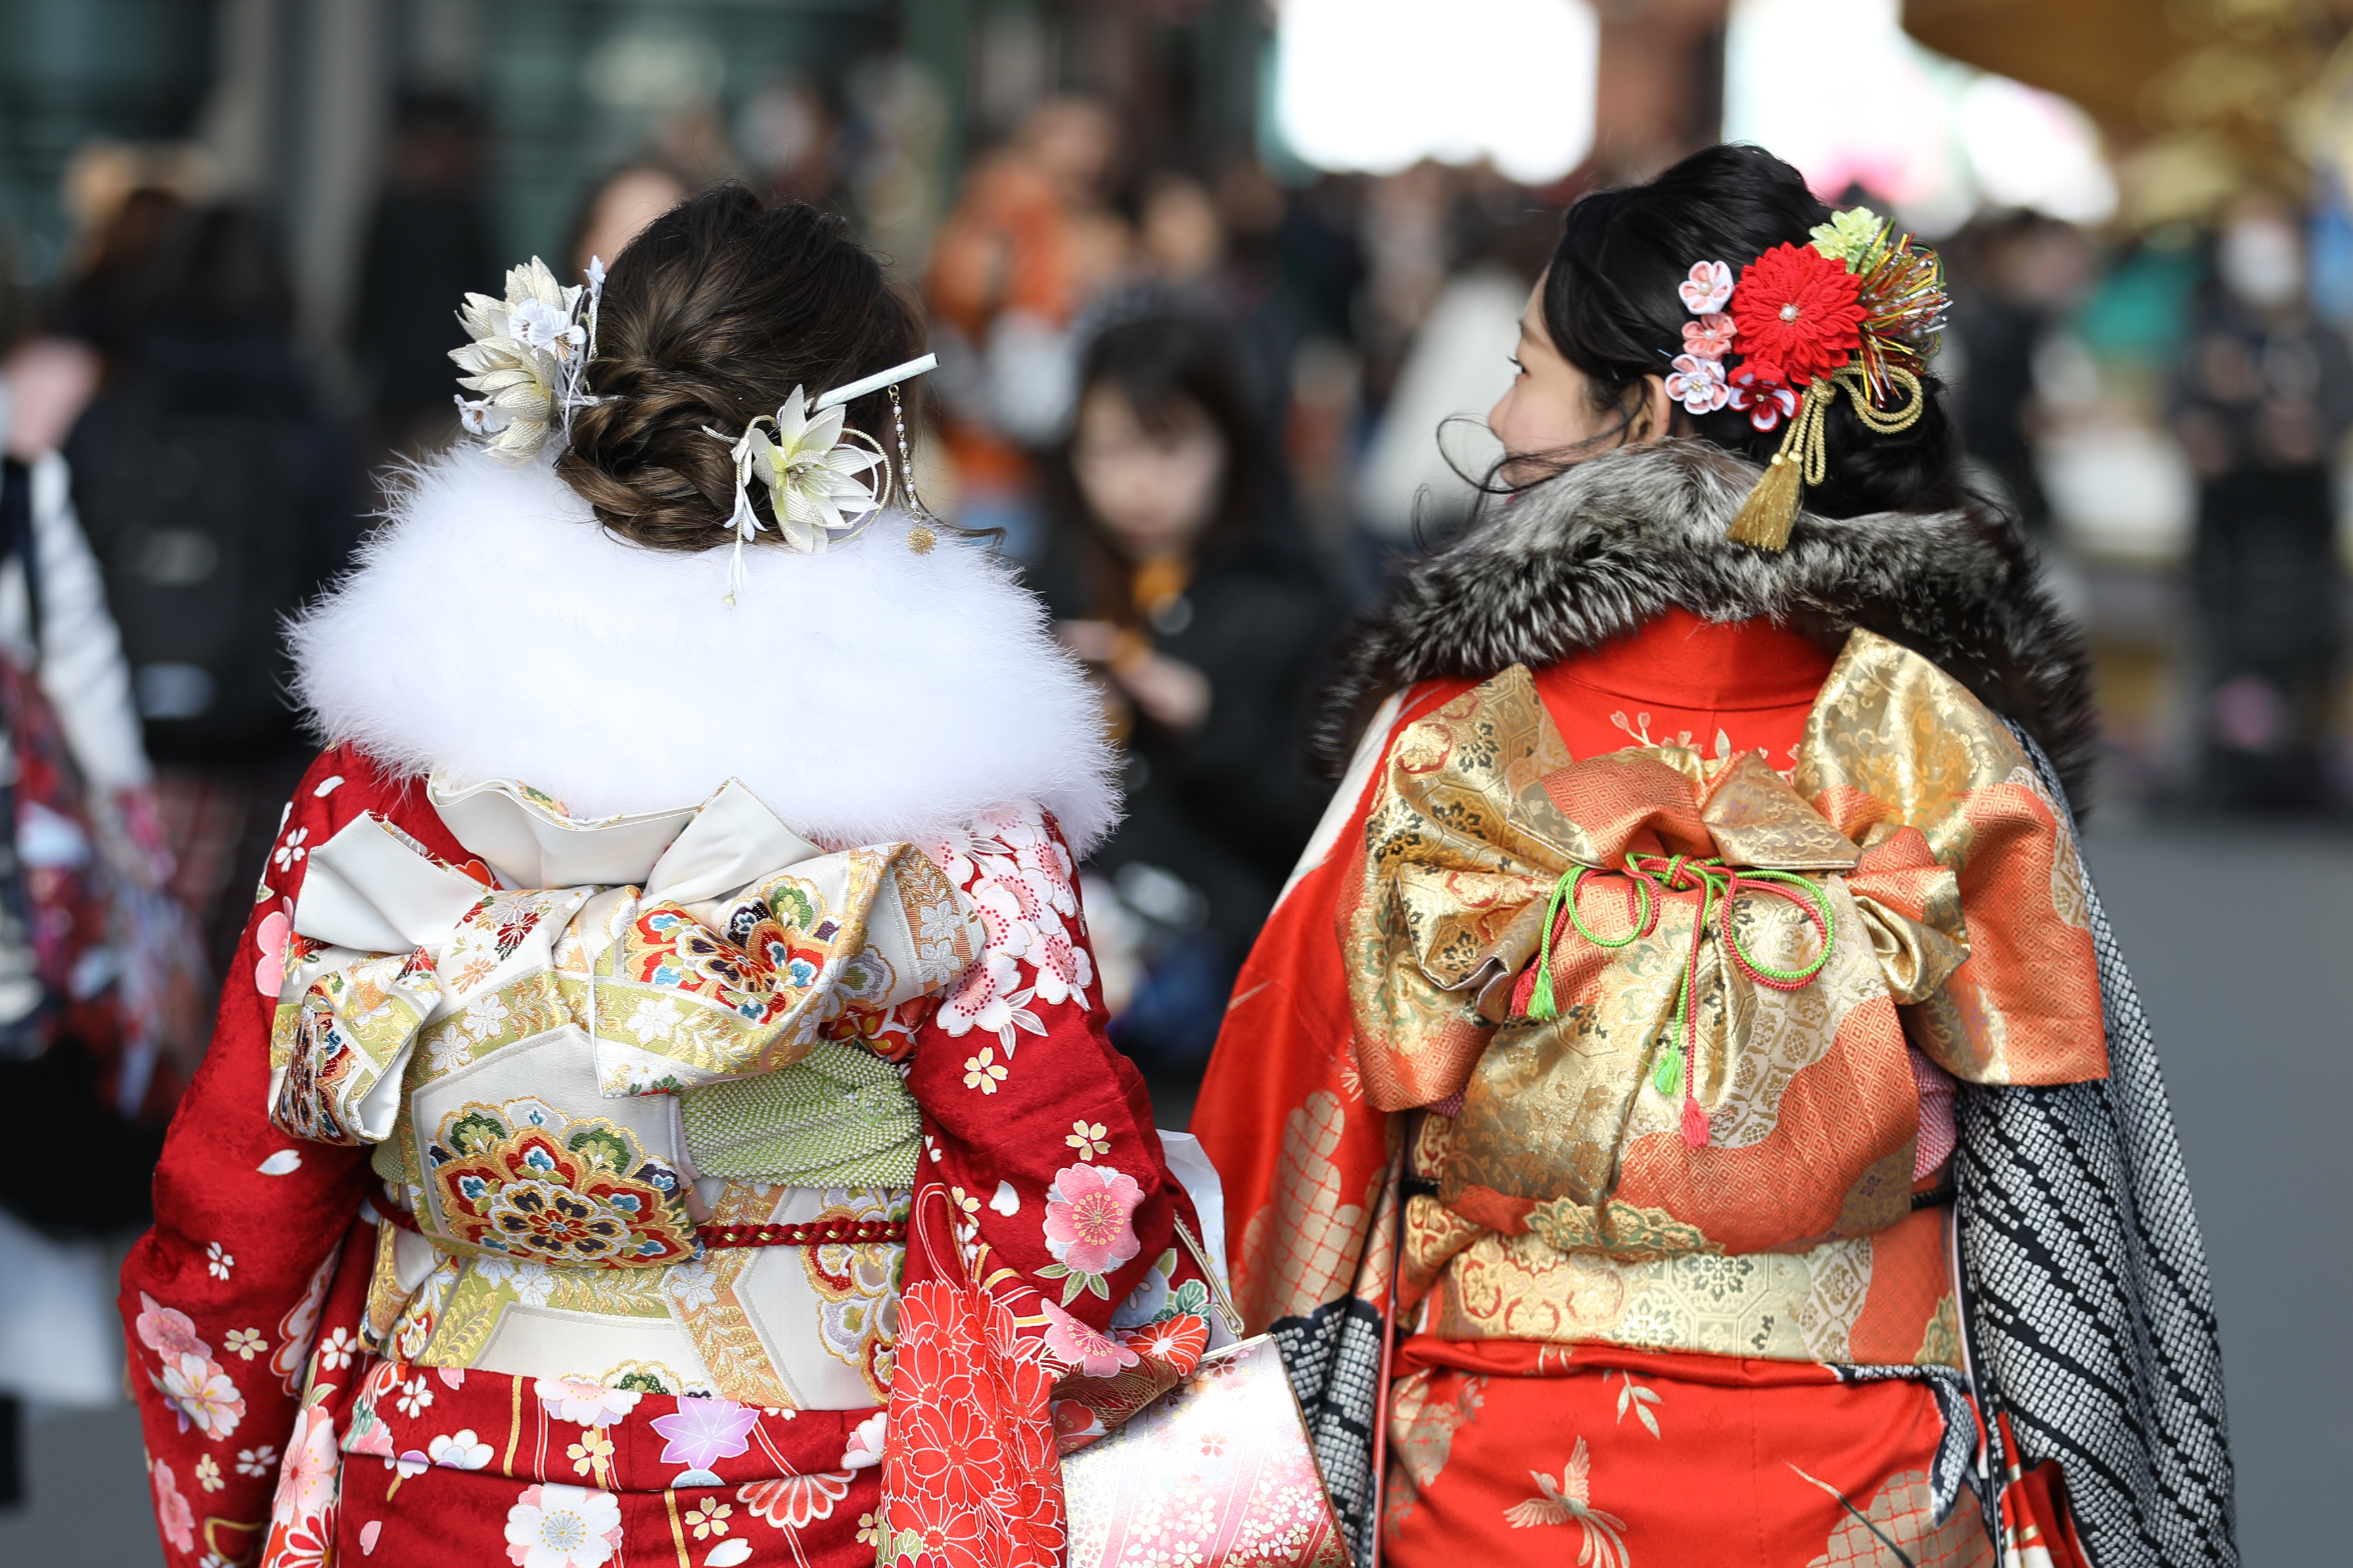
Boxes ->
[4,37,2353,1515]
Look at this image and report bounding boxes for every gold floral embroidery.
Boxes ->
[1524,1197,1715,1262]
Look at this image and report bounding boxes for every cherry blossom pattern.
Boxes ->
[534,1377,642,1428]
[1037,1163,1144,1303]
[505,1482,624,1568]
[962,1044,1008,1094]
[260,1400,341,1567]
[927,806,1093,1055]
[254,904,293,997]
[841,1412,887,1470]
[158,1350,246,1438]
[686,1500,734,1540]
[152,1460,197,1553]
[1038,1299,1140,1379]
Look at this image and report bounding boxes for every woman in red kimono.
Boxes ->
[1191,145,2234,1568]
[122,187,1219,1568]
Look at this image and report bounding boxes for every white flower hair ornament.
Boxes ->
[449,256,605,461]
[703,354,938,605]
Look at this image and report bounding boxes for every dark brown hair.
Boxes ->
[556,185,923,549]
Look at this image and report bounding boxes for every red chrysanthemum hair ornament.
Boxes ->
[1669,206,1949,550]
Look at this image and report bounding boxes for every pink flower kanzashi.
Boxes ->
[135,1291,209,1360]
[1042,1163,1144,1278]
[1039,1299,1140,1379]
[1664,354,1730,415]
[1681,312,1737,359]
[152,1460,197,1552]
[649,1397,758,1471]
[159,1350,246,1438]
[1677,260,1734,315]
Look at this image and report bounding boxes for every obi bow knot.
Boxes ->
[1525,853,1837,1147]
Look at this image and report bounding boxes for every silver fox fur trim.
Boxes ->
[1316,439,2100,806]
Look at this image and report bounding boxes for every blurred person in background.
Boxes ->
[568,161,694,282]
[355,93,496,457]
[1192,145,2233,1568]
[1038,313,1338,1078]
[930,95,1130,557]
[0,226,205,1509]
[65,202,363,975]
[2170,191,2353,812]
[737,73,843,211]
[1947,209,2097,539]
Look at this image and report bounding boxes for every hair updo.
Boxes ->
[1541,143,1968,520]
[555,185,923,550]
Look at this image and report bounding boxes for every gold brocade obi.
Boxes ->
[269,778,979,1268]
[1347,630,2107,1283]
[261,777,986,1408]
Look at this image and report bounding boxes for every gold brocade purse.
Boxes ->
[1060,1222,1354,1567]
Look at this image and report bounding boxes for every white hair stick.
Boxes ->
[810,354,938,413]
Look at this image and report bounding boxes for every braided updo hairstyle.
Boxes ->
[1540,144,1968,520]
[555,185,924,550]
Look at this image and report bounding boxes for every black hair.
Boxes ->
[1046,311,1263,624]
[1535,143,1970,520]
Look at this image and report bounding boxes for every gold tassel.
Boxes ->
[1727,449,1802,550]
[1724,369,1924,552]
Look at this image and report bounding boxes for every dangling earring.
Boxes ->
[890,384,937,555]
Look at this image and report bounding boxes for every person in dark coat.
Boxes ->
[1034,312,1340,1071]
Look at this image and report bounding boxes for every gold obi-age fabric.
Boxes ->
[1347,630,2106,1358]
[264,775,982,1404]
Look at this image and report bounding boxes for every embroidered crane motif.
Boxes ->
[1503,1437,1630,1565]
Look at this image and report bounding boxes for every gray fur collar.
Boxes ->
[1321,439,2099,805]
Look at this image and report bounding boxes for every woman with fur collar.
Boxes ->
[1191,146,2234,1568]
[121,189,1220,1568]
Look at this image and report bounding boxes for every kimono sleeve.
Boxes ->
[1800,630,2107,1087]
[117,745,471,1568]
[902,806,1192,1329]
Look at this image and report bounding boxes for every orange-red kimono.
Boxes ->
[1192,611,2110,1567]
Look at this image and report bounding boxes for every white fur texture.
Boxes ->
[291,445,1119,854]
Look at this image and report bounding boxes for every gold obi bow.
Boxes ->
[1347,664,1971,1255]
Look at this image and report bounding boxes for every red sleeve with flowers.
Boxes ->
[118,745,476,1568]
[879,804,1215,1568]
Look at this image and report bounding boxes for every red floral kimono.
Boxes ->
[123,743,1213,1568]
[1192,610,2110,1567]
